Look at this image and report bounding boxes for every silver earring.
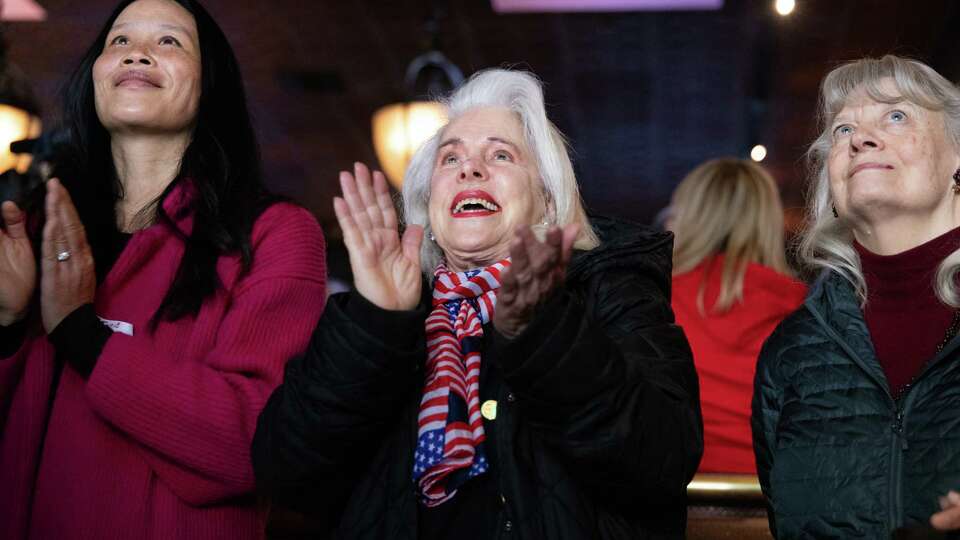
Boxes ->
[428,232,436,242]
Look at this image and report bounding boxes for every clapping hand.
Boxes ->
[493,223,579,339]
[39,179,96,332]
[0,199,36,326]
[931,490,960,531]
[333,163,424,311]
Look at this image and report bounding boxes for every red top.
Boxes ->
[855,226,960,399]
[672,254,807,474]
[0,185,327,540]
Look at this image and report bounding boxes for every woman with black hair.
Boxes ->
[0,0,326,538]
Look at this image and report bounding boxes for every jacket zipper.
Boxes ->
[889,383,920,531]
[804,301,912,533]
[888,399,904,532]
[805,288,958,535]
[886,336,959,531]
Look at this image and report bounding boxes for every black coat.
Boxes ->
[252,217,702,539]
[752,270,960,539]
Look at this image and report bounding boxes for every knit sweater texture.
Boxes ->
[854,226,960,398]
[0,184,327,540]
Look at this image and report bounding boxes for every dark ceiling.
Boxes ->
[6,0,960,278]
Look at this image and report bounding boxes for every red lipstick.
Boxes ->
[450,190,501,218]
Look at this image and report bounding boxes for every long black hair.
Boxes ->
[55,0,273,324]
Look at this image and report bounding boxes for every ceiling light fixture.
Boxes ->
[371,52,463,189]
[371,2,466,189]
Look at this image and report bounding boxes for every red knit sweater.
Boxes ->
[0,186,327,540]
[672,254,807,474]
[855,227,960,399]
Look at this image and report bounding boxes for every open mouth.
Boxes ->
[450,190,501,218]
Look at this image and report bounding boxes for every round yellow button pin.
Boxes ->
[481,399,498,420]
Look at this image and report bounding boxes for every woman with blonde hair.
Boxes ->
[669,157,806,474]
[752,55,960,538]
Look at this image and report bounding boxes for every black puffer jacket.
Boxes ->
[252,217,702,539]
[752,270,960,539]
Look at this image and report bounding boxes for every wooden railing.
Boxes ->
[686,473,773,540]
[687,473,764,502]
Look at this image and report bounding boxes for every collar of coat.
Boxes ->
[803,269,960,390]
[567,215,673,297]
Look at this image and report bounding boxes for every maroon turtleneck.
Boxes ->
[855,226,960,399]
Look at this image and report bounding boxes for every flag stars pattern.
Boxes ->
[413,261,510,506]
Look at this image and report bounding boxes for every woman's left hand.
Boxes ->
[494,223,579,339]
[40,179,96,333]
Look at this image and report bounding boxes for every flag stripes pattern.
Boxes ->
[413,260,510,506]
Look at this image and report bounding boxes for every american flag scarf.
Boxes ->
[413,259,511,506]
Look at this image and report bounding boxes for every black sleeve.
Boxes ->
[252,291,427,518]
[891,524,956,539]
[48,303,112,377]
[0,319,27,358]
[490,267,703,513]
[752,324,788,539]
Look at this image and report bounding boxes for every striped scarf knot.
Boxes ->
[413,259,510,506]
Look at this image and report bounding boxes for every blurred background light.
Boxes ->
[750,144,767,162]
[774,0,795,16]
[1,0,46,21]
[372,101,446,189]
[0,23,39,174]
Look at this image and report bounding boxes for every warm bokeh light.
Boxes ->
[372,101,447,188]
[774,0,795,16]
[0,0,46,21]
[0,104,40,173]
[750,144,767,162]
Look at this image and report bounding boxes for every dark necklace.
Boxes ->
[893,310,960,403]
[936,310,960,354]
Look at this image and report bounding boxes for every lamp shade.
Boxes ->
[0,103,39,173]
[372,101,446,188]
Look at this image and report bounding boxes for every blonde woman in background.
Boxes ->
[668,158,806,474]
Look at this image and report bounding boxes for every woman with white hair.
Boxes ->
[252,68,702,539]
[752,55,960,538]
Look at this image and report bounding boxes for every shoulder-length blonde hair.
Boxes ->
[400,68,599,275]
[799,55,960,306]
[670,157,790,314]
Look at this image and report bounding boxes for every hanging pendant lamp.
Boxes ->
[372,51,464,188]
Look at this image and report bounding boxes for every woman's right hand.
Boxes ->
[0,200,36,326]
[931,490,960,531]
[333,162,423,311]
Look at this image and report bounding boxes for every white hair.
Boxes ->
[400,68,599,274]
[800,55,960,306]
